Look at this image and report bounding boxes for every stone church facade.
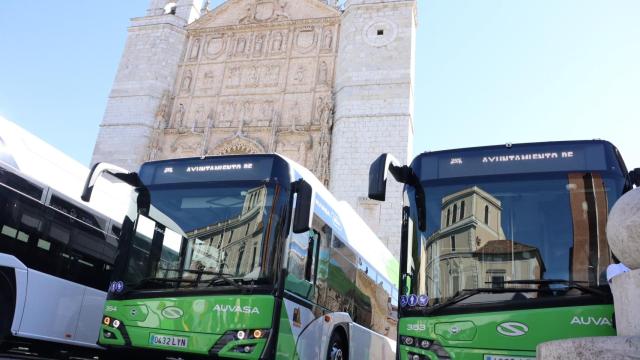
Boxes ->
[92,0,417,258]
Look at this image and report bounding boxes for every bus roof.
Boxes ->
[412,140,628,182]
[0,116,130,221]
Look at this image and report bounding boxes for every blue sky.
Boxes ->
[1,1,639,169]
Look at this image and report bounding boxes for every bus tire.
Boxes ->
[326,328,348,360]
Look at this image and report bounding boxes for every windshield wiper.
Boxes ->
[497,279,611,298]
[423,287,550,315]
[125,276,196,292]
[158,267,244,290]
[206,272,245,291]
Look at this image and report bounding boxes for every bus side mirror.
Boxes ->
[630,168,640,187]
[82,162,142,202]
[82,162,150,215]
[292,179,313,234]
[369,154,390,201]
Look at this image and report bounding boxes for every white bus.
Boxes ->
[83,154,399,359]
[0,117,128,357]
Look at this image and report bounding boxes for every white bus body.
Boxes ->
[0,117,128,351]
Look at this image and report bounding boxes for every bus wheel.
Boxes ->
[327,330,348,360]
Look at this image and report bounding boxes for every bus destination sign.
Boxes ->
[417,142,613,181]
[139,157,277,185]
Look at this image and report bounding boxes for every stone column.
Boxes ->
[606,187,640,336]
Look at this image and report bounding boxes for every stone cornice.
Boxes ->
[188,17,340,36]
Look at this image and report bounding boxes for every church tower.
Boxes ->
[92,0,204,170]
[330,0,417,256]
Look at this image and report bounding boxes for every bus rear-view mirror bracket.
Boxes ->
[369,153,427,231]
[292,179,313,234]
[630,168,640,187]
[81,162,150,215]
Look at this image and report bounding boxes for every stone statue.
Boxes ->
[190,38,201,59]
[255,34,265,55]
[155,91,171,129]
[319,97,334,129]
[239,4,253,24]
[274,1,289,21]
[323,30,333,49]
[176,103,186,128]
[294,65,305,83]
[272,32,284,52]
[318,61,329,84]
[181,70,193,93]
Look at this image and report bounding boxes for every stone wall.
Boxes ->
[331,0,417,257]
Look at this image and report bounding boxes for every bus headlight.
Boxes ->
[236,330,246,340]
[401,335,432,349]
[401,336,414,346]
[112,319,121,328]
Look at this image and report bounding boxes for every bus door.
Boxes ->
[283,214,331,358]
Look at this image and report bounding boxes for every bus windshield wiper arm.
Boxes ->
[126,276,196,292]
[424,287,550,315]
[499,279,611,298]
[158,267,244,290]
[206,272,244,290]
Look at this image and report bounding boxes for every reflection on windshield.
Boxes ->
[408,173,616,306]
[123,183,275,291]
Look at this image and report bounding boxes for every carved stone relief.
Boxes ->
[180,69,194,94]
[205,34,226,59]
[189,38,201,60]
[293,65,306,84]
[239,0,289,25]
[160,0,341,182]
[294,26,318,54]
[174,103,186,129]
[224,64,282,90]
[217,101,236,128]
[322,28,334,51]
[212,134,266,155]
[318,60,329,85]
[254,33,267,57]
[270,31,287,53]
[276,132,312,167]
[171,133,205,156]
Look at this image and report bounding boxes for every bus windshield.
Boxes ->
[405,172,624,310]
[121,181,281,292]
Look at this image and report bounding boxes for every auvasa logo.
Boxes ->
[213,304,260,314]
[570,316,612,326]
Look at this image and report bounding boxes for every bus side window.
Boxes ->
[285,215,330,300]
[328,235,356,314]
[0,186,46,269]
[69,224,110,290]
[0,168,43,200]
[285,230,314,298]
[304,230,319,282]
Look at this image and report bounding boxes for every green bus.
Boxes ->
[368,140,639,360]
[82,154,399,359]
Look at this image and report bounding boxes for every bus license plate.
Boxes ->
[149,334,188,348]
[484,356,535,360]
